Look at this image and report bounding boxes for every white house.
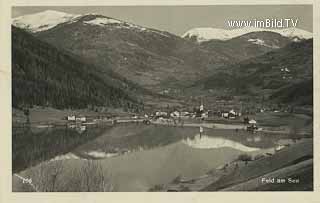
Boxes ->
[170,111,180,117]
[229,109,236,115]
[76,116,86,122]
[222,112,229,118]
[155,111,168,116]
[201,112,208,118]
[67,115,76,121]
[229,109,236,119]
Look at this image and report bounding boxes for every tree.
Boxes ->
[237,154,252,165]
[26,160,114,192]
[76,160,114,192]
[289,125,300,142]
[28,161,64,192]
[23,108,30,124]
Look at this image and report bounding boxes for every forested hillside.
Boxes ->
[12,26,142,111]
[196,39,313,105]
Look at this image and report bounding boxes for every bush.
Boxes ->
[149,184,164,191]
[172,175,181,184]
[237,154,252,162]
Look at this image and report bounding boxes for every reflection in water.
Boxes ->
[85,151,118,158]
[14,123,297,174]
[246,136,262,143]
[68,123,86,134]
[12,125,111,173]
[77,125,86,134]
[183,134,261,152]
[50,152,82,161]
[14,122,306,192]
[277,139,296,146]
[254,136,262,142]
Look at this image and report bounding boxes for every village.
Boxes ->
[63,102,269,134]
[13,97,308,138]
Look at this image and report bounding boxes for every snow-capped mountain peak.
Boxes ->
[12,10,81,32]
[275,27,313,40]
[182,27,233,41]
[12,10,170,37]
[182,27,312,42]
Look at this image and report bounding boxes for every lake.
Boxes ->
[13,123,298,192]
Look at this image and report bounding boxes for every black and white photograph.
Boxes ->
[10,5,313,192]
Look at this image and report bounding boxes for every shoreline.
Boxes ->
[161,139,313,191]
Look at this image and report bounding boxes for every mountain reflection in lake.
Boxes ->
[70,124,286,160]
[12,124,112,173]
[183,134,261,152]
[14,123,297,191]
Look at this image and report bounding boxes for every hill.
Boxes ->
[193,39,313,105]
[12,26,143,111]
[200,31,291,62]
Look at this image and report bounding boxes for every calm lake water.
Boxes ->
[13,123,297,191]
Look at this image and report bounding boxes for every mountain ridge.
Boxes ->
[183,27,312,42]
[12,10,313,106]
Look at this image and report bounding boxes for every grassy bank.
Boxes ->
[203,139,313,191]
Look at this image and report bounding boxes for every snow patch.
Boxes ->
[183,27,312,42]
[248,38,265,45]
[248,38,279,48]
[182,27,233,42]
[12,10,81,32]
[81,15,169,37]
[83,17,122,26]
[276,28,313,40]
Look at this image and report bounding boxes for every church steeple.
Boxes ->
[200,98,204,112]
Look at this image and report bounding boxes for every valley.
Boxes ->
[11,9,313,192]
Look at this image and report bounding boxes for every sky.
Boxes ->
[12,5,313,35]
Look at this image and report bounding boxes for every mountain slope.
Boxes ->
[12,26,143,110]
[13,10,312,95]
[269,79,313,105]
[194,39,313,105]
[200,31,292,62]
[13,11,233,91]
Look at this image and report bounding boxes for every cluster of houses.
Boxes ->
[219,109,242,119]
[152,110,205,119]
[67,115,86,122]
[151,104,243,121]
